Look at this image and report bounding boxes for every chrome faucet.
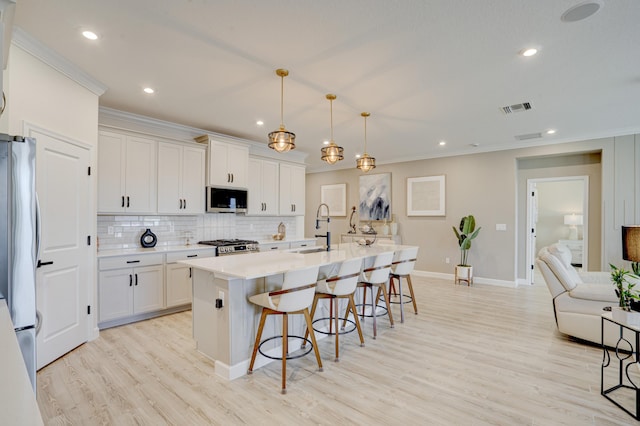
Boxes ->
[315,203,331,251]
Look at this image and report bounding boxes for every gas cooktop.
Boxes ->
[198,239,260,255]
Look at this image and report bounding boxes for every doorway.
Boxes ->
[526,176,589,285]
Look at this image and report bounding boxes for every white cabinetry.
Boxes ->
[279,163,305,216]
[98,254,164,325]
[248,157,279,215]
[165,249,215,307]
[259,239,315,252]
[98,131,157,214]
[157,142,206,214]
[200,136,249,188]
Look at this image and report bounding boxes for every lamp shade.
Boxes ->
[564,214,583,226]
[622,226,640,262]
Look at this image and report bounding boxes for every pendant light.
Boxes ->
[356,112,376,172]
[268,69,296,152]
[320,94,344,164]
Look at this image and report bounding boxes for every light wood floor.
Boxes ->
[37,276,638,425]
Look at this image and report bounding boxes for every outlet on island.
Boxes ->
[215,298,223,309]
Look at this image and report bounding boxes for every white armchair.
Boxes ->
[536,243,620,346]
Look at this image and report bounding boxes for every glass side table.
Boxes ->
[601,314,640,420]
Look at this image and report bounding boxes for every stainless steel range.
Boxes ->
[198,239,260,256]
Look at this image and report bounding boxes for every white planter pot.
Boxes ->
[390,222,398,235]
[455,265,473,285]
[612,307,640,327]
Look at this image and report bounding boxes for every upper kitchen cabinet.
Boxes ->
[196,135,249,189]
[157,142,205,214]
[247,157,279,215]
[98,131,157,214]
[279,163,305,216]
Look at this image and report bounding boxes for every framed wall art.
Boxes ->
[407,175,445,216]
[320,183,347,216]
[359,173,391,221]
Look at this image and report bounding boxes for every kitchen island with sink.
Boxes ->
[180,242,417,380]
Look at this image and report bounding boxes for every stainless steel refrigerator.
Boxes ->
[0,134,37,391]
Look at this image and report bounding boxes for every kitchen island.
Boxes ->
[181,242,417,380]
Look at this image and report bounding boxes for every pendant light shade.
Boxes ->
[320,94,344,164]
[268,69,296,152]
[356,112,376,172]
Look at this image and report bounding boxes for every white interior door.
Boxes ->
[33,129,91,369]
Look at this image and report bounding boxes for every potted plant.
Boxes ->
[452,215,481,285]
[610,264,640,325]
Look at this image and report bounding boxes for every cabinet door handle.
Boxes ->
[231,173,234,183]
[126,196,130,207]
[189,267,192,278]
[179,199,183,209]
[271,246,278,250]
[126,260,140,264]
[134,273,138,286]
[227,173,230,183]
[187,254,198,258]
[121,196,125,207]
[129,274,133,287]
[184,199,187,209]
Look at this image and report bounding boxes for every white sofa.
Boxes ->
[536,243,621,346]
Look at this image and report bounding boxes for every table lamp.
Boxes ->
[564,214,583,240]
[622,225,640,275]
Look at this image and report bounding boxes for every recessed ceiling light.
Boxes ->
[520,48,538,57]
[471,143,480,147]
[256,120,264,126]
[143,87,154,94]
[546,129,556,134]
[439,141,446,146]
[82,30,98,40]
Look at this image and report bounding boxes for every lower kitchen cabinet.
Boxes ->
[165,249,215,307]
[98,255,164,325]
[98,248,215,329]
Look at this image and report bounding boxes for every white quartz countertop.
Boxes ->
[181,242,414,280]
[0,300,44,426]
[97,244,216,258]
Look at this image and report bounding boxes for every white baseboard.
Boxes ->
[412,269,517,288]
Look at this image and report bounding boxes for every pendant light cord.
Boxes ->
[363,114,367,154]
[280,74,284,128]
[330,97,334,141]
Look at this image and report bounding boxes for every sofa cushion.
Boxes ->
[548,243,583,285]
[539,251,578,291]
[568,283,617,303]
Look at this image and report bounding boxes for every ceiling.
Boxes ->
[12,0,640,172]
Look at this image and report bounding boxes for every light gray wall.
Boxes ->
[305,134,636,284]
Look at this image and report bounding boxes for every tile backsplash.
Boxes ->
[97,214,298,250]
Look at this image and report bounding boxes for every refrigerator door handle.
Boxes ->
[35,310,42,336]
[35,192,41,263]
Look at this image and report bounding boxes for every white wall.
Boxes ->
[2,40,102,336]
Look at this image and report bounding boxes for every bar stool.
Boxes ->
[304,257,365,362]
[247,265,322,394]
[356,251,394,339]
[387,246,419,323]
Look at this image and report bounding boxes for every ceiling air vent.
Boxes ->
[501,102,532,115]
[514,132,542,141]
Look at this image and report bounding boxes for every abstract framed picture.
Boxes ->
[320,183,347,217]
[407,175,445,216]
[359,173,391,221]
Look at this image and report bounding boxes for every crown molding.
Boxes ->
[99,106,308,163]
[11,26,107,96]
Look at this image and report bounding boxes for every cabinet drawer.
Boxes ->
[99,253,164,271]
[166,249,216,263]
[259,242,289,251]
[289,240,315,249]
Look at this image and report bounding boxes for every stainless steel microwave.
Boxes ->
[206,187,248,213]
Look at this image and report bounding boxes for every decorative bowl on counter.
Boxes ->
[272,233,285,241]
